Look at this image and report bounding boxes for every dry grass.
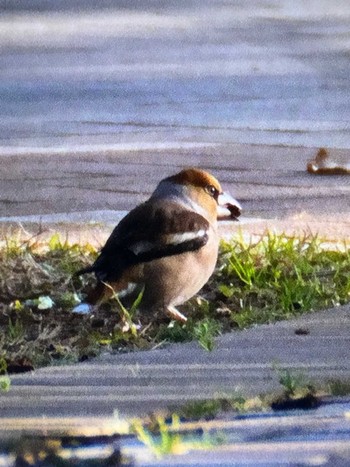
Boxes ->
[0,228,349,374]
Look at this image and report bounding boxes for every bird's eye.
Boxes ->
[206,184,218,198]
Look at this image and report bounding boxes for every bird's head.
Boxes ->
[157,168,242,223]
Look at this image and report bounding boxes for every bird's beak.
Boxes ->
[217,192,242,221]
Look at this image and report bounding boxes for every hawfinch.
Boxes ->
[74,168,241,322]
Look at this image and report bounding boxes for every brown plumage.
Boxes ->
[74,168,241,321]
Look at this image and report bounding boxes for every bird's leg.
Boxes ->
[166,305,188,323]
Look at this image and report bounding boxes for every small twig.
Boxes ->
[101,281,138,337]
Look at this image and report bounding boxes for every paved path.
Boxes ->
[1,144,349,229]
[0,0,350,223]
[1,305,350,465]
[1,0,350,153]
[0,1,350,464]
[2,304,350,421]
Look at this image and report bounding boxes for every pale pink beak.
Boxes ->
[217,192,242,221]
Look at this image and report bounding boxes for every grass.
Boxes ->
[169,366,350,422]
[131,412,225,459]
[214,232,350,328]
[0,357,11,392]
[327,379,350,396]
[0,230,349,372]
[132,414,185,458]
[175,393,264,420]
[130,365,350,460]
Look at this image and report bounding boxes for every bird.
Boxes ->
[73,168,242,322]
[307,148,350,175]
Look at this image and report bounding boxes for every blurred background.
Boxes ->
[2,0,350,151]
[0,0,349,220]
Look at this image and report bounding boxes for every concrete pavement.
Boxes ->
[0,1,350,463]
[1,304,350,423]
[1,0,350,222]
[1,303,350,464]
[2,0,350,152]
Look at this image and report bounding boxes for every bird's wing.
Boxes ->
[85,201,210,282]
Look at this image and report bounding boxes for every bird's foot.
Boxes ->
[166,305,188,323]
